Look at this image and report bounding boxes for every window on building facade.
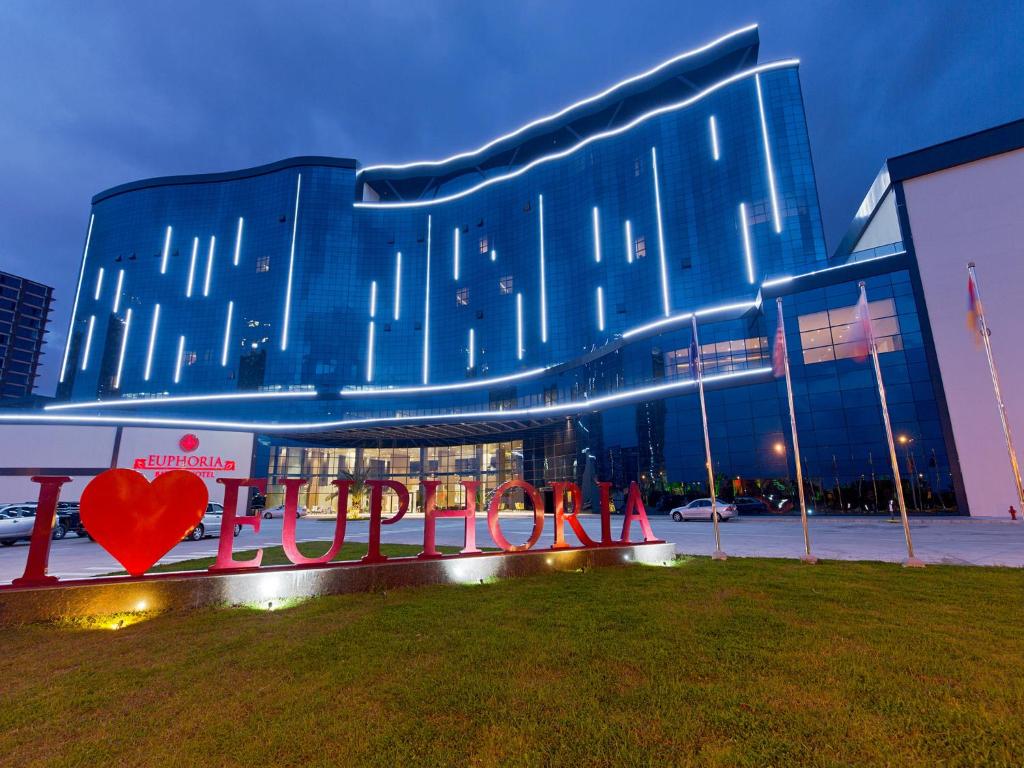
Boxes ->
[798,299,902,365]
[479,236,488,255]
[499,275,514,295]
[634,236,647,260]
[664,336,769,378]
[255,255,270,273]
[456,287,469,306]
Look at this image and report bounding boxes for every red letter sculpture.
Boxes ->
[12,475,71,587]
[209,477,266,571]
[362,479,409,564]
[550,481,598,549]
[419,480,481,558]
[281,479,351,565]
[595,481,615,544]
[619,481,661,543]
[487,479,544,552]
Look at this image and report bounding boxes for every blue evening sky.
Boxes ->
[0,0,1020,394]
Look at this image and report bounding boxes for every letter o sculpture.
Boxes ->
[487,479,544,552]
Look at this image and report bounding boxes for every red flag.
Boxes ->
[847,289,873,362]
[967,273,983,346]
[772,302,787,377]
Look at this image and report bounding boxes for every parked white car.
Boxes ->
[183,502,242,541]
[670,498,738,522]
[0,504,37,546]
[259,504,308,519]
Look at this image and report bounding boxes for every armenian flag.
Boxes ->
[772,301,787,377]
[967,272,983,345]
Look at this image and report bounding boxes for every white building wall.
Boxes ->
[903,147,1024,516]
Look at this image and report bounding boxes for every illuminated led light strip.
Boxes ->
[186,237,199,297]
[46,389,318,411]
[490,249,496,262]
[358,25,758,174]
[354,60,799,209]
[160,226,172,274]
[369,280,377,317]
[538,194,548,343]
[221,301,234,367]
[422,215,432,384]
[60,213,94,383]
[203,235,216,297]
[341,366,548,396]
[709,116,720,161]
[394,252,402,320]
[15,367,770,433]
[468,328,475,369]
[624,220,633,263]
[739,202,755,283]
[143,304,160,381]
[114,308,132,390]
[112,269,124,313]
[233,217,244,266]
[281,173,302,351]
[174,335,185,384]
[516,292,524,361]
[651,146,670,317]
[596,286,605,331]
[755,73,782,234]
[622,299,758,339]
[80,315,96,370]
[760,251,906,289]
[453,227,460,281]
[93,267,105,301]
[592,207,601,263]
[366,321,376,383]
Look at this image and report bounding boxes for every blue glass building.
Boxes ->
[43,26,965,514]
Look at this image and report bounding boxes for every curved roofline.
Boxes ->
[92,155,357,205]
[358,24,758,176]
[355,59,799,209]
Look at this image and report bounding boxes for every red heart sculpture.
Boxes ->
[80,469,209,577]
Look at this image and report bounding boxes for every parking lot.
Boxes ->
[1,512,1022,584]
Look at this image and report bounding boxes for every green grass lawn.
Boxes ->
[2,557,1022,767]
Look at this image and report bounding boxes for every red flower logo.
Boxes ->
[179,433,200,453]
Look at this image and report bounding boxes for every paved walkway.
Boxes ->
[1,514,1021,584]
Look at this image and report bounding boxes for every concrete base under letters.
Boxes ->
[0,542,676,625]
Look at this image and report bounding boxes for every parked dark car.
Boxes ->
[55,503,89,539]
[732,496,770,514]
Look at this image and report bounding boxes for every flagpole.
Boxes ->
[968,262,1024,512]
[859,281,924,568]
[691,315,726,560]
[776,298,816,563]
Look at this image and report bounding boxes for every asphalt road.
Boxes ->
[1,513,1022,584]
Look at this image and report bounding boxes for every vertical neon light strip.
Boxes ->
[709,116,720,161]
[516,292,524,361]
[468,328,475,369]
[596,286,605,331]
[80,315,95,370]
[60,213,93,383]
[369,280,377,317]
[538,194,548,343]
[233,217,244,265]
[144,304,160,381]
[592,207,601,263]
[625,220,633,263]
[453,227,460,281]
[394,252,402,320]
[160,226,172,274]
[203,235,216,296]
[186,237,198,297]
[281,173,302,351]
[366,321,376,383]
[755,74,782,233]
[114,308,132,389]
[422,215,432,384]
[174,335,185,384]
[93,267,105,301]
[112,269,124,313]
[651,146,670,317]
[739,203,755,283]
[221,301,234,366]
[490,249,496,262]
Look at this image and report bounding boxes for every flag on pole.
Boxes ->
[772,301,787,377]
[967,273,983,346]
[689,336,699,379]
[847,289,873,362]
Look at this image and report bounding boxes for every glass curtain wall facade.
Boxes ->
[50,25,964,514]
